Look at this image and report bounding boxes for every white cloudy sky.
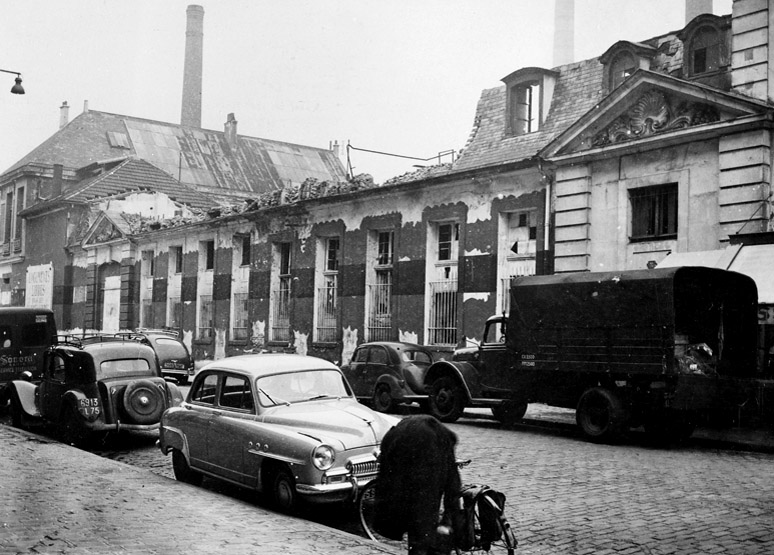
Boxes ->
[0,0,732,184]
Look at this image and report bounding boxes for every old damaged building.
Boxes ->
[4,0,774,372]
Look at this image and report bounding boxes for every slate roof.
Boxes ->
[452,58,606,172]
[63,157,214,210]
[4,110,347,199]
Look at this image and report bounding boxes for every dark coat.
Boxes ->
[374,415,462,553]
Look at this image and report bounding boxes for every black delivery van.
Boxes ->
[0,308,57,404]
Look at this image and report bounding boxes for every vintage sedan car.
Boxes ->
[115,329,195,384]
[341,342,434,412]
[158,353,398,512]
[8,336,183,445]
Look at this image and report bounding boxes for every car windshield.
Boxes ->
[401,350,432,364]
[256,369,350,406]
[99,358,153,378]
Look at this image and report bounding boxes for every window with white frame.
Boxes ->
[231,234,251,341]
[366,230,394,342]
[200,240,215,271]
[270,242,292,342]
[315,237,339,343]
[171,246,183,274]
[498,211,537,313]
[167,296,182,328]
[198,294,213,339]
[140,250,155,328]
[509,81,541,135]
[427,222,459,346]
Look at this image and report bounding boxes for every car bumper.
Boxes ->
[297,474,375,503]
[87,421,160,433]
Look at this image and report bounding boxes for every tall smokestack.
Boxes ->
[553,0,574,67]
[685,0,713,24]
[181,5,204,128]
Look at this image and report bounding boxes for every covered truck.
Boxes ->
[424,266,760,442]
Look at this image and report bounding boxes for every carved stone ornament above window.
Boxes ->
[90,218,123,244]
[587,89,719,149]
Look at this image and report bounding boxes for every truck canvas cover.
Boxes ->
[508,266,758,378]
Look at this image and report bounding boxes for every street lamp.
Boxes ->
[0,69,24,94]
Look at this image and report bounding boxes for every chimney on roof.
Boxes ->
[59,101,70,129]
[553,0,574,67]
[181,5,204,128]
[224,113,238,147]
[52,164,63,197]
[83,100,89,113]
[685,0,713,23]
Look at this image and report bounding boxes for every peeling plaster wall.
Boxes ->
[341,326,359,365]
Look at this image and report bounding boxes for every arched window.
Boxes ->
[610,52,636,89]
[691,27,720,74]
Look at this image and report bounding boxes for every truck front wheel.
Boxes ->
[576,387,628,443]
[429,376,465,422]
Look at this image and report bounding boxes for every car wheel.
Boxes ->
[372,383,395,413]
[270,466,298,513]
[59,404,91,447]
[576,387,628,443]
[122,380,165,424]
[429,376,465,423]
[172,449,203,486]
[491,400,528,425]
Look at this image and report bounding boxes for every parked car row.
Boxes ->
[5,333,447,512]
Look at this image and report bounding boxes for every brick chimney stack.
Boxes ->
[181,5,204,128]
[553,0,574,67]
[59,101,69,129]
[685,0,713,23]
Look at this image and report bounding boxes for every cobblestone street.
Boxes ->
[3,406,774,554]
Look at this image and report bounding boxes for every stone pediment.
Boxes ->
[541,70,770,158]
[82,212,127,246]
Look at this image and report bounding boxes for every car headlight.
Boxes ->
[312,444,335,470]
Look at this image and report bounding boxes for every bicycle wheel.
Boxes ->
[357,479,409,550]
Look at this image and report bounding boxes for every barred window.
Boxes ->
[198,295,213,340]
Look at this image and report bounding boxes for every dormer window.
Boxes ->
[501,67,558,137]
[600,41,656,92]
[677,14,729,83]
[690,27,720,74]
[610,52,637,89]
[511,81,540,135]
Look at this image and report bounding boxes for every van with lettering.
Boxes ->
[422,267,762,444]
[0,308,57,406]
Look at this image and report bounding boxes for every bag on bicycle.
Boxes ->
[454,484,507,551]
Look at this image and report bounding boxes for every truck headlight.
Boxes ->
[312,444,335,470]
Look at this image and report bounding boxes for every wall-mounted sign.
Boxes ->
[26,263,53,309]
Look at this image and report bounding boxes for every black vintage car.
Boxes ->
[341,341,434,413]
[115,329,195,384]
[8,335,183,445]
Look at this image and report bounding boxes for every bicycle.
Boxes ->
[358,460,518,554]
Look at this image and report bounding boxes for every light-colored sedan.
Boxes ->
[158,353,398,512]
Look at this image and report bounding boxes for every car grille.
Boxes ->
[347,459,379,478]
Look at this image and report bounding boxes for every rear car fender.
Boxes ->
[61,389,101,422]
[375,374,408,400]
[423,361,479,400]
[165,381,185,407]
[9,380,40,417]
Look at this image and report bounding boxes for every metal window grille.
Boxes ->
[270,278,291,342]
[631,185,677,240]
[198,295,213,340]
[366,272,392,342]
[316,276,338,343]
[168,296,182,328]
[428,279,458,346]
[232,292,249,340]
